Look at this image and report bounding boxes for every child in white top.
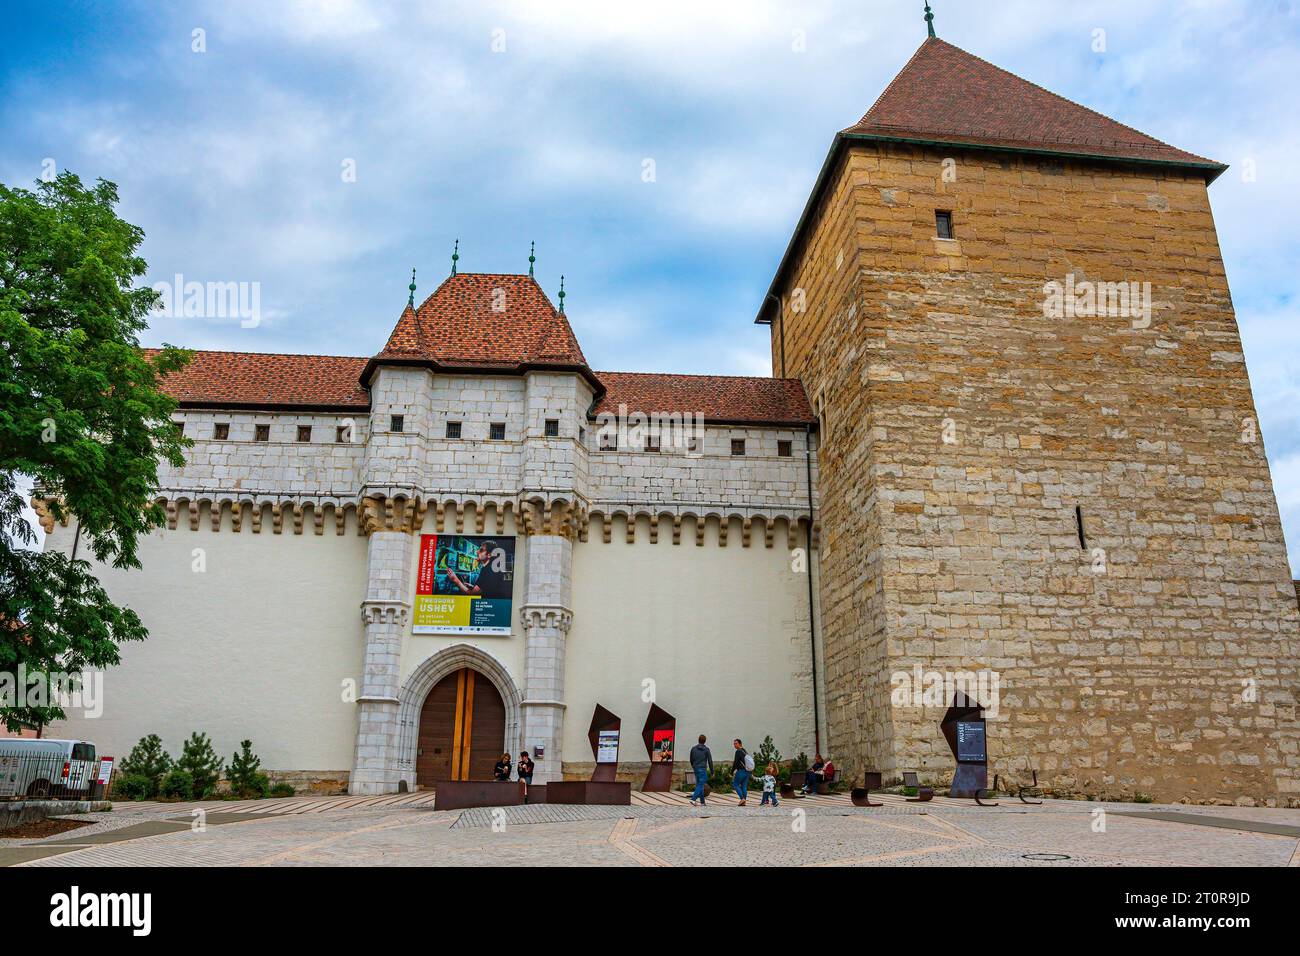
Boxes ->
[759,763,779,806]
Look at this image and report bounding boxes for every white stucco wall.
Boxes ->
[565,514,818,768]
[43,511,368,772]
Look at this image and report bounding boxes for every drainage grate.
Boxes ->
[1022,852,1071,861]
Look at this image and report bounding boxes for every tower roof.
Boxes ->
[845,37,1221,169]
[366,272,597,390]
[756,36,1226,324]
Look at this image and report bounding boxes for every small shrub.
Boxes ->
[1133,792,1154,804]
[158,768,194,800]
[112,773,155,801]
[268,782,295,798]
[792,751,810,772]
[177,732,223,798]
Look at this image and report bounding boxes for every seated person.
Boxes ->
[801,754,826,793]
[492,752,513,781]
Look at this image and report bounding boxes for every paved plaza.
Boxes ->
[3,789,1299,867]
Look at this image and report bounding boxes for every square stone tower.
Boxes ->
[758,36,1299,804]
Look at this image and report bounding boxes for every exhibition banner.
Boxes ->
[413,534,516,635]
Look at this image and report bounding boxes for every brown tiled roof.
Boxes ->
[846,37,1222,169]
[594,371,813,426]
[756,36,1225,325]
[148,349,370,409]
[374,273,591,373]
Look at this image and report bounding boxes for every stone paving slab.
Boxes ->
[1111,810,1300,838]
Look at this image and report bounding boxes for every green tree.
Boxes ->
[118,733,172,796]
[0,171,190,732]
[176,731,224,797]
[227,739,268,798]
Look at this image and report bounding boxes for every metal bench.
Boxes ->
[994,765,1044,805]
[902,771,933,802]
[850,771,883,807]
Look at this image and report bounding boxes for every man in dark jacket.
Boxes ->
[689,735,713,806]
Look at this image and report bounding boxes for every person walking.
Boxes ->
[732,738,754,805]
[689,734,713,807]
[759,762,779,807]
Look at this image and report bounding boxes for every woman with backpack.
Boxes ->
[732,738,754,805]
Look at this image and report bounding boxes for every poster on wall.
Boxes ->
[956,721,986,763]
[413,534,516,635]
[651,729,674,763]
[0,755,18,797]
[596,730,620,764]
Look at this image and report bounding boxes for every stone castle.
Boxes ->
[39,31,1298,804]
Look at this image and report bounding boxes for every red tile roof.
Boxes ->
[847,37,1221,169]
[594,371,813,426]
[375,273,590,373]
[147,349,813,426]
[148,349,370,409]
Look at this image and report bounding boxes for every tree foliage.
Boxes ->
[0,171,190,731]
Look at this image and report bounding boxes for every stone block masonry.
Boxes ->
[775,143,1300,805]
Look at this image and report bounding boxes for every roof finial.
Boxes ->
[408,267,417,308]
[557,274,566,314]
[528,241,536,278]
[924,2,936,38]
[450,238,459,276]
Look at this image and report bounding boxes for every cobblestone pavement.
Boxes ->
[8,791,1300,867]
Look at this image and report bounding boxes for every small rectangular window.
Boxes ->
[544,418,560,438]
[446,421,462,439]
[578,426,586,445]
[731,438,746,456]
[390,415,404,433]
[489,422,506,441]
[936,210,954,239]
[336,425,350,443]
[645,435,660,453]
[296,425,312,443]
[173,420,185,436]
[688,435,701,454]
[213,422,229,440]
[778,439,793,457]
[599,432,617,451]
[254,424,270,442]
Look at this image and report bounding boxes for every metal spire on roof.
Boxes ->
[557,275,566,314]
[528,241,536,278]
[450,238,459,276]
[924,2,936,38]
[408,267,417,307]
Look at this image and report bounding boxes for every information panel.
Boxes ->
[956,720,986,763]
[412,534,516,635]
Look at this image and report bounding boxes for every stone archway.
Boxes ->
[394,644,523,791]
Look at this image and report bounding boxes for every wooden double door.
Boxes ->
[416,668,507,787]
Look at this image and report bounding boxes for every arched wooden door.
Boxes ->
[416,667,507,787]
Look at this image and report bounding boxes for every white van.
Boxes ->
[0,738,98,798]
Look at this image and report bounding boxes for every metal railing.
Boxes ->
[0,753,98,800]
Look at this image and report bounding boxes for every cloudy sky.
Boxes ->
[3,0,1298,573]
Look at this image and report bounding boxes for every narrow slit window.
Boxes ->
[935,210,954,239]
[1074,505,1087,550]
